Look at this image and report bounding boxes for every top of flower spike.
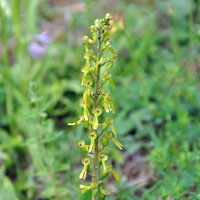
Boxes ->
[105,13,111,20]
[89,13,112,32]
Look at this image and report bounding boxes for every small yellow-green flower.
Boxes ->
[99,153,108,173]
[88,131,97,152]
[79,157,90,180]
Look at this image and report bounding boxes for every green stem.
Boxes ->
[92,30,102,200]
[92,134,99,200]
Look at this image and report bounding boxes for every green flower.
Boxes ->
[105,131,123,150]
[80,184,92,193]
[103,164,120,181]
[77,140,89,152]
[92,107,102,130]
[102,117,118,138]
[79,157,90,180]
[79,98,91,121]
[99,153,108,173]
[88,131,97,152]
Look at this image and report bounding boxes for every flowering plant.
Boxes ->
[28,30,51,59]
[68,13,122,200]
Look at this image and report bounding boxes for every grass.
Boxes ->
[0,0,200,199]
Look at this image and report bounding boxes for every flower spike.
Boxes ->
[68,14,122,198]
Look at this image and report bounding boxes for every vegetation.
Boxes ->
[0,0,200,199]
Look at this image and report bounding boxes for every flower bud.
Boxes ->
[105,131,112,139]
[95,19,101,28]
[82,35,89,43]
[94,107,102,116]
[77,140,85,147]
[106,41,112,48]
[105,13,111,20]
[90,25,96,32]
[85,78,93,88]
[102,137,108,146]
[98,142,104,151]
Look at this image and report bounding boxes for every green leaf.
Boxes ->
[44,131,64,143]
[0,177,19,200]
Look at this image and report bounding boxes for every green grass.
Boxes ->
[0,0,200,199]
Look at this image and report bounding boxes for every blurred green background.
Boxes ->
[1,0,200,199]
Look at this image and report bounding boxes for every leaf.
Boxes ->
[23,138,38,146]
[44,131,64,143]
[0,177,19,200]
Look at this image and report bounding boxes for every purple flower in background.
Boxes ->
[28,30,51,60]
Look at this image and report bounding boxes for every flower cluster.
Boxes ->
[68,13,122,199]
[28,30,51,60]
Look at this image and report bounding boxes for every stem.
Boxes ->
[92,30,102,200]
[92,134,99,200]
